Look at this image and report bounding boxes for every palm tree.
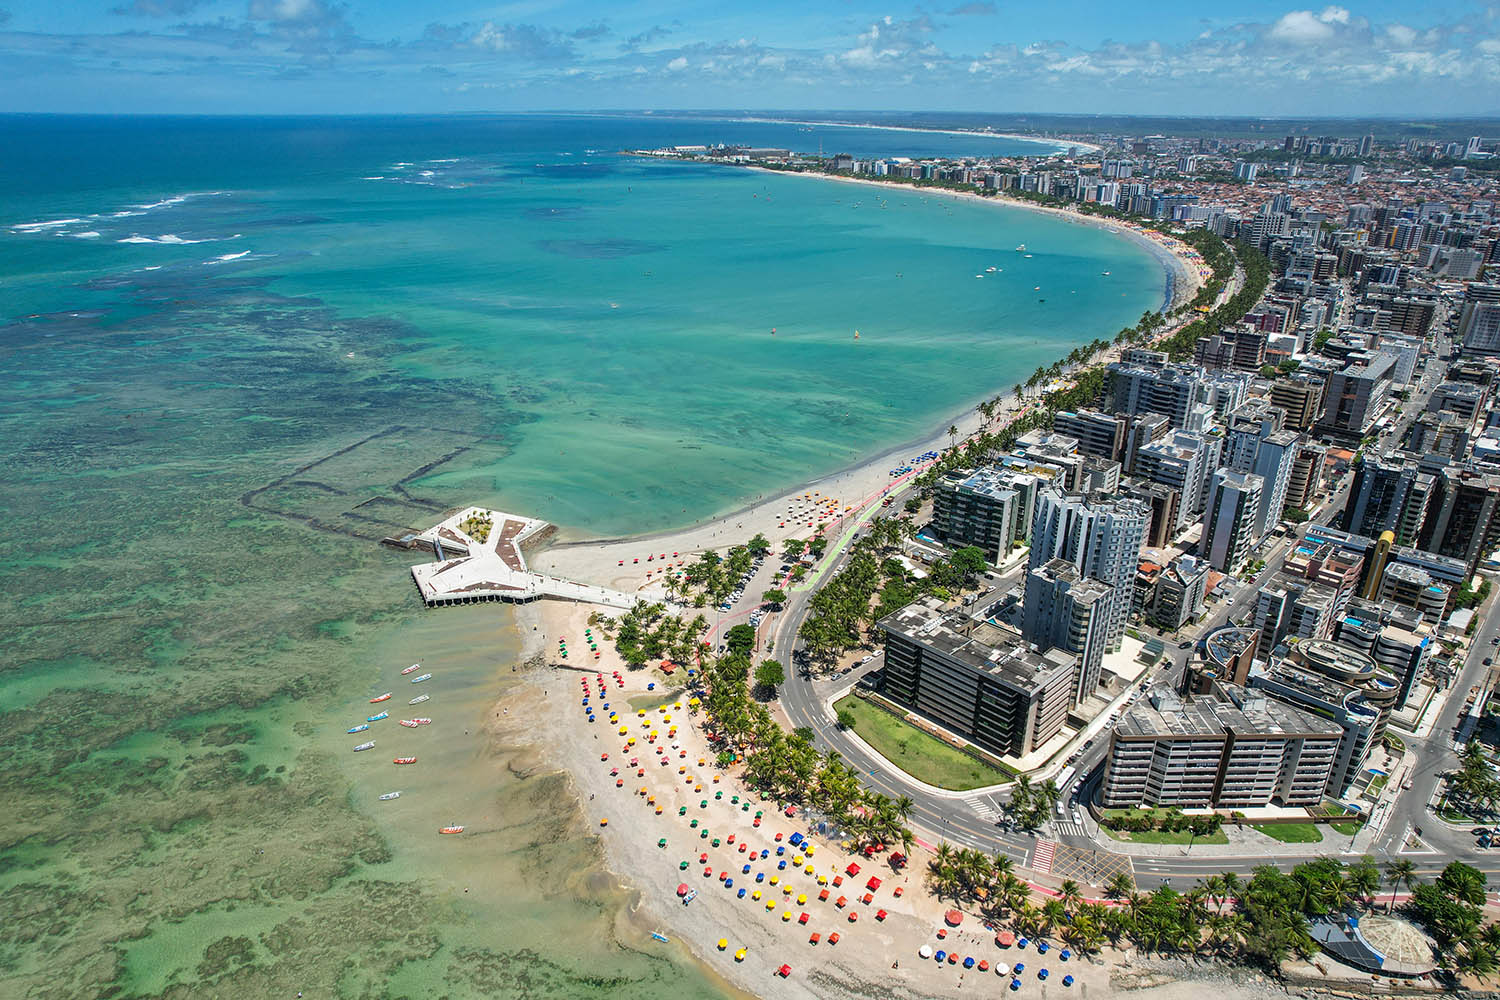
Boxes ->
[1039,898,1067,935]
[1105,870,1135,899]
[947,424,959,451]
[1059,879,1084,914]
[1385,859,1418,911]
[1219,870,1241,908]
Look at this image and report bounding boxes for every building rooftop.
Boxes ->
[1115,684,1340,740]
[879,598,1076,693]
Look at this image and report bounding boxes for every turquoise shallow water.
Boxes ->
[0,114,1163,998]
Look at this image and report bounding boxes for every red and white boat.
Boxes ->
[401,663,421,675]
[370,693,392,703]
[439,825,464,835]
[399,719,420,728]
[413,717,433,726]
[393,756,417,765]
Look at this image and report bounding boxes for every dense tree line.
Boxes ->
[929,851,1498,983]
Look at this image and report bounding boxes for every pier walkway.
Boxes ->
[404,507,644,609]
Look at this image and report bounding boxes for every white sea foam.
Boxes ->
[73,231,103,239]
[210,250,252,263]
[419,170,436,177]
[362,176,386,181]
[142,265,163,271]
[117,234,212,244]
[11,218,84,232]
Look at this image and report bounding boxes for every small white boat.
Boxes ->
[348,724,370,734]
[401,663,421,675]
[379,791,401,801]
[409,694,430,705]
[411,673,432,684]
[353,741,376,752]
[1015,244,1025,251]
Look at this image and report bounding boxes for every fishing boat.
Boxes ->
[1102,270,1111,275]
[1015,244,1026,251]
[409,694,430,705]
[367,711,389,722]
[348,724,370,734]
[370,692,392,703]
[393,756,417,765]
[413,717,433,725]
[401,663,421,675]
[439,825,464,835]
[399,719,420,728]
[411,673,433,684]
[650,931,670,943]
[353,741,376,752]
[378,791,401,801]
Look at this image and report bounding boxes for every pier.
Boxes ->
[397,507,643,609]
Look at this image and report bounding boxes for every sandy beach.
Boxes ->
[504,599,1293,1000]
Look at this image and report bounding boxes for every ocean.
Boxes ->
[0,114,1163,998]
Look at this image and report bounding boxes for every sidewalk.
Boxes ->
[1091,820,1359,858]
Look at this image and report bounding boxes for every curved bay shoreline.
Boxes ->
[489,174,1223,997]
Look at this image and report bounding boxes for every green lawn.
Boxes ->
[1252,822,1323,844]
[833,694,1011,791]
[1101,826,1229,846]
[1329,819,1364,836]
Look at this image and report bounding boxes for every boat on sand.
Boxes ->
[370,693,391,703]
[353,741,375,752]
[379,791,400,801]
[393,756,417,765]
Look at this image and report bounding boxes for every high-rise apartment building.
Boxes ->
[1022,559,1112,705]
[1101,685,1342,809]
[1027,490,1149,681]
[878,599,1077,758]
[1201,469,1264,572]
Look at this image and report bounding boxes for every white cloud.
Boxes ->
[666,55,686,70]
[1268,8,1349,45]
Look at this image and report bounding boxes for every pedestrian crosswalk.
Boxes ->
[1053,815,1087,838]
[1031,839,1057,874]
[961,792,1002,822]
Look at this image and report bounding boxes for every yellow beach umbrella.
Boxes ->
[752,889,762,901]
[734,949,746,962]
[766,899,776,911]
[717,938,728,951]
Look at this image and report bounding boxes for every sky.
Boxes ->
[0,1,1497,116]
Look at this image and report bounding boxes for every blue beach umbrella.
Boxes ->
[1009,979,1021,991]
[963,956,975,969]
[1063,975,1074,987]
